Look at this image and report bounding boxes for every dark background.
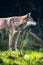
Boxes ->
[0,0,43,21]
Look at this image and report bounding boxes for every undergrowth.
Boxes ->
[0,49,43,65]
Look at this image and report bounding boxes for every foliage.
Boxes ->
[0,50,43,65]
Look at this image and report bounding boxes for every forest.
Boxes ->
[0,0,43,65]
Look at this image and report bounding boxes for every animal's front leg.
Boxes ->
[15,31,21,50]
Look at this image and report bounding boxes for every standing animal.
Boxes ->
[0,12,36,51]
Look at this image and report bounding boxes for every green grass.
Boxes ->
[0,50,43,65]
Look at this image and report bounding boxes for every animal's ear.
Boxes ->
[27,12,31,18]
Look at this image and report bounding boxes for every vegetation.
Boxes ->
[0,49,43,65]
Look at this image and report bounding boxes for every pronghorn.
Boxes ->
[0,12,36,50]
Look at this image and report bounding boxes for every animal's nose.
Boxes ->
[32,22,37,26]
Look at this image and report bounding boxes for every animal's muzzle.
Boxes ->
[26,21,37,26]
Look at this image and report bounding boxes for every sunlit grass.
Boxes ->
[0,50,43,65]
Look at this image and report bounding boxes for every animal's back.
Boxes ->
[0,14,27,29]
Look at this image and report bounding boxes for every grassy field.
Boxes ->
[0,49,43,65]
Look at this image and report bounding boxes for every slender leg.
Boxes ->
[15,31,21,50]
[9,30,13,51]
[9,30,18,51]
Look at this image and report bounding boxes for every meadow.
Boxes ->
[0,49,43,65]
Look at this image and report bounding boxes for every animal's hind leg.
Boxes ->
[9,30,13,51]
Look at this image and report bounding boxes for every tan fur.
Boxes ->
[0,14,27,29]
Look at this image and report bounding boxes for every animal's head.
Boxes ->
[25,12,36,26]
